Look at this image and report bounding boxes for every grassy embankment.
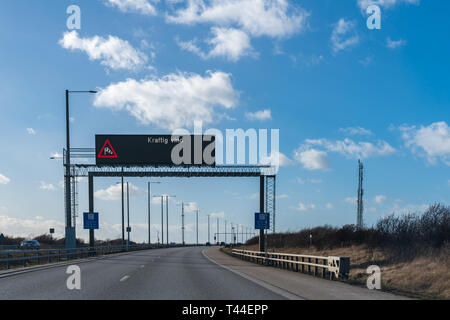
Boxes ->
[240,204,450,300]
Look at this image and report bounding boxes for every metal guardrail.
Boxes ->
[232,249,350,279]
[0,244,183,271]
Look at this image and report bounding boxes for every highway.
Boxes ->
[0,247,408,300]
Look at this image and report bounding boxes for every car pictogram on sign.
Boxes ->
[98,139,118,158]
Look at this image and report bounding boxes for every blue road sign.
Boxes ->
[83,212,99,230]
[255,212,270,230]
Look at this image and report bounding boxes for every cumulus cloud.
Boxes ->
[184,202,199,213]
[0,174,10,185]
[26,128,36,135]
[345,197,357,204]
[331,19,359,53]
[292,202,316,212]
[59,31,148,71]
[400,121,450,166]
[245,109,272,122]
[339,127,373,136]
[387,37,407,49]
[210,211,225,218]
[374,195,387,204]
[260,151,294,167]
[326,203,333,210]
[294,148,329,171]
[178,27,254,61]
[93,71,238,130]
[39,181,56,191]
[106,0,158,15]
[167,0,309,38]
[303,138,396,159]
[95,183,141,201]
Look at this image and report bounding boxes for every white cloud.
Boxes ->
[178,27,254,62]
[106,0,157,15]
[0,174,10,185]
[294,149,329,171]
[400,122,450,166]
[93,71,238,130]
[0,215,65,239]
[39,181,56,191]
[260,151,294,167]
[184,202,199,213]
[326,203,333,210]
[297,177,322,184]
[387,37,407,49]
[245,109,272,121]
[357,0,419,11]
[26,128,36,135]
[293,202,316,212]
[339,127,373,136]
[374,195,387,204]
[50,152,63,159]
[345,197,357,204]
[95,183,140,201]
[277,194,289,199]
[331,19,359,53]
[59,31,148,71]
[210,211,225,218]
[303,138,396,159]
[167,0,309,38]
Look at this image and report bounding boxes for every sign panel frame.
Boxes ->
[95,134,215,167]
[83,212,99,230]
[254,212,270,230]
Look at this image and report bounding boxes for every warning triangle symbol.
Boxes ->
[98,139,118,158]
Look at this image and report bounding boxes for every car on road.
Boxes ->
[20,240,40,249]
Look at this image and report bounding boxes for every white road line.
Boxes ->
[120,275,130,282]
[202,249,304,301]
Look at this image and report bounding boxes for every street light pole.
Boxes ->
[147,181,161,245]
[64,89,96,250]
[207,214,210,244]
[182,203,185,245]
[121,169,124,248]
[127,182,130,250]
[196,210,199,245]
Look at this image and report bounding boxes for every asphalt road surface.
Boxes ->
[0,246,408,300]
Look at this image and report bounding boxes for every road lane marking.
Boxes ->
[120,275,131,282]
[202,249,304,301]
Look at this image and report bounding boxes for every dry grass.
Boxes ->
[240,243,450,300]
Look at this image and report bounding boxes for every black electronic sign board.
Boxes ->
[95,135,215,167]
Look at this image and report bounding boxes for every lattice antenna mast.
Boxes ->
[357,159,364,229]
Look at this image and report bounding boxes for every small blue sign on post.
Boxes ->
[83,212,99,230]
[255,212,270,230]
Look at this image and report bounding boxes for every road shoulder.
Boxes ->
[203,247,410,300]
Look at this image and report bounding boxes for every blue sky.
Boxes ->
[0,0,448,243]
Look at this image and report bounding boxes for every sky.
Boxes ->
[0,0,449,244]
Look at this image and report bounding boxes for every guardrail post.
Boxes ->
[314,258,318,276]
[308,257,311,274]
[321,259,325,278]
[296,256,299,272]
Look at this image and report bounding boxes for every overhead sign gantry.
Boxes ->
[66,134,276,252]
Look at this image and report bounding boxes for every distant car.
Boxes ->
[20,240,40,249]
[205,242,211,246]
[220,242,226,246]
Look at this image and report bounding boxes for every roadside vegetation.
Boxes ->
[242,203,450,299]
